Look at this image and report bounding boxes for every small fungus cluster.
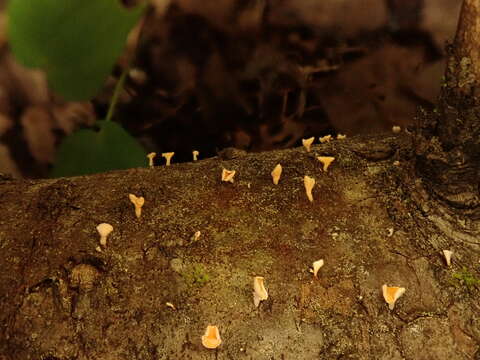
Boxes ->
[301,133,345,152]
[147,150,201,167]
[89,133,437,351]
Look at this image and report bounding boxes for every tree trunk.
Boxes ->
[415,0,480,248]
[0,135,479,360]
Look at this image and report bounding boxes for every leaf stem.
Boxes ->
[105,67,128,122]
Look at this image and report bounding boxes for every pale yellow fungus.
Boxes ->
[253,276,268,307]
[304,176,315,202]
[128,194,145,218]
[221,168,236,183]
[191,231,201,242]
[147,152,156,168]
[317,156,335,172]
[96,223,113,247]
[337,134,347,140]
[443,250,453,267]
[319,135,332,143]
[392,125,401,133]
[311,259,324,277]
[166,302,176,310]
[393,160,400,166]
[162,152,174,166]
[201,325,222,349]
[193,150,199,161]
[271,164,282,185]
[302,137,315,152]
[382,284,406,310]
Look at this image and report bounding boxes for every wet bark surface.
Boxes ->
[0,133,479,360]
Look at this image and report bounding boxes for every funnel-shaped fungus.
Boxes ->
[392,125,401,133]
[311,259,324,278]
[253,276,268,307]
[337,134,347,140]
[271,164,282,185]
[304,176,315,202]
[201,325,222,349]
[193,150,199,161]
[147,152,156,168]
[96,223,113,247]
[319,135,332,143]
[162,152,174,166]
[317,156,335,172]
[443,250,453,267]
[191,231,201,242]
[382,284,405,310]
[302,137,315,152]
[221,168,236,183]
[128,194,145,218]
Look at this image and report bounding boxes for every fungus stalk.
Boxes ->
[128,194,145,218]
[96,223,113,247]
[162,152,174,166]
[302,137,314,152]
[271,164,282,185]
[319,135,332,143]
[253,276,268,307]
[311,259,324,278]
[193,150,199,161]
[317,156,335,172]
[147,152,156,168]
[304,176,315,202]
[443,250,453,267]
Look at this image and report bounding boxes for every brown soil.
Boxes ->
[0,133,479,359]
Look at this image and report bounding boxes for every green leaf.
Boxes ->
[50,121,147,177]
[8,0,145,100]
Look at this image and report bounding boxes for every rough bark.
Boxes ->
[1,2,480,358]
[415,0,480,247]
[0,135,479,360]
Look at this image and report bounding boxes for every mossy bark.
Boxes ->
[0,135,479,359]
